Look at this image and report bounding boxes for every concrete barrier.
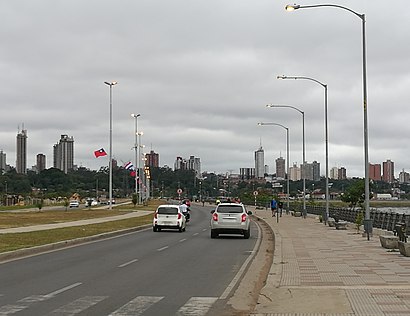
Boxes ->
[398,241,410,257]
[379,235,399,249]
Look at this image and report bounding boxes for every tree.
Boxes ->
[341,179,372,209]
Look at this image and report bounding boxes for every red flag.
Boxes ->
[94,148,107,158]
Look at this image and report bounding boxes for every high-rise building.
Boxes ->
[303,161,321,181]
[254,145,264,179]
[146,150,159,167]
[330,167,339,179]
[188,155,201,178]
[312,161,320,181]
[36,153,46,173]
[53,134,74,174]
[240,168,255,180]
[289,163,301,181]
[0,150,6,174]
[369,163,382,181]
[383,159,394,183]
[276,156,286,179]
[16,128,27,174]
[338,167,347,180]
[399,169,410,184]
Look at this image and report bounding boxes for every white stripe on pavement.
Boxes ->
[109,296,163,316]
[47,296,107,315]
[176,297,218,316]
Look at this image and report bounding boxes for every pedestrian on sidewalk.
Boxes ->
[278,201,283,217]
[270,198,277,217]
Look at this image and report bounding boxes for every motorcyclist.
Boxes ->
[179,201,190,221]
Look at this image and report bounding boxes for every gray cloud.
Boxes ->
[1,0,409,178]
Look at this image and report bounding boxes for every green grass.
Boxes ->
[0,199,164,253]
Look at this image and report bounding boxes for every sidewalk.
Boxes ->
[251,209,410,316]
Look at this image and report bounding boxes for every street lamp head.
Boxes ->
[131,113,141,118]
[285,4,300,11]
[277,75,287,79]
[104,81,118,86]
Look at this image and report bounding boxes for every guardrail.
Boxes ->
[286,203,410,236]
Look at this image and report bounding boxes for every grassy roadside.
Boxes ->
[0,200,163,253]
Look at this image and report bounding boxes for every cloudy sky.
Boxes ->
[1,0,408,178]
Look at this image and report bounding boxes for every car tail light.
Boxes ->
[178,213,182,220]
[154,212,158,219]
[241,214,247,222]
[212,213,218,221]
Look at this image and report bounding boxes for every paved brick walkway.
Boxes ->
[251,209,410,316]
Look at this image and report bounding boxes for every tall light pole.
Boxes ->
[285,3,370,238]
[266,104,306,217]
[258,122,290,212]
[137,132,144,205]
[104,81,117,210]
[131,113,141,203]
[277,75,328,223]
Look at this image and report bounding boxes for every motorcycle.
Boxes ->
[182,208,191,222]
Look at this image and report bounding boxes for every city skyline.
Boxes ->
[1,2,409,177]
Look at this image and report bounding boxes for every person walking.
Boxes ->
[270,198,277,217]
[278,201,283,217]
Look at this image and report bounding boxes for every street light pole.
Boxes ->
[131,114,141,203]
[258,122,290,212]
[277,75,329,223]
[285,3,370,238]
[138,132,144,205]
[266,104,306,218]
[104,81,117,210]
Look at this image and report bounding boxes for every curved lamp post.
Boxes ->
[258,122,290,212]
[266,104,306,218]
[131,113,141,204]
[277,75,328,223]
[285,3,370,239]
[104,81,118,210]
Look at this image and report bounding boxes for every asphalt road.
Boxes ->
[0,204,259,316]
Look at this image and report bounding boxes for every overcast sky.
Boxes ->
[1,1,408,178]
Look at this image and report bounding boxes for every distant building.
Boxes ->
[382,159,394,183]
[330,167,339,180]
[303,161,321,181]
[276,156,286,179]
[53,134,74,174]
[289,163,301,181]
[254,145,264,179]
[188,155,201,178]
[0,150,6,174]
[174,155,201,177]
[338,167,347,180]
[240,168,255,180]
[36,153,46,173]
[16,128,27,174]
[145,150,159,168]
[369,163,382,181]
[399,169,409,184]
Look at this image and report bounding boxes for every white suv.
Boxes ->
[153,205,186,232]
[210,203,252,239]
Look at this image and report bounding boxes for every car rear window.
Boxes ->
[217,205,244,213]
[157,207,178,215]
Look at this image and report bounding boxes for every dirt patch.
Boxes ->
[224,217,275,315]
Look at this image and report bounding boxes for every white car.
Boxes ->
[210,203,252,239]
[69,200,80,208]
[153,205,186,232]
